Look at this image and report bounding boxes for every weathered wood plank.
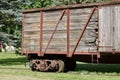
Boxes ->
[25,13,40,18]
[24,23,40,28]
[99,6,114,51]
[24,17,40,23]
[114,6,120,51]
[23,7,99,52]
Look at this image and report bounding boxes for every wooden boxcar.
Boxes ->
[22,1,120,72]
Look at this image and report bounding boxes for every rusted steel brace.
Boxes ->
[39,11,43,56]
[44,10,66,54]
[69,7,96,57]
[67,9,70,57]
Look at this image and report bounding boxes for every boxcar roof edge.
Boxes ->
[22,1,120,13]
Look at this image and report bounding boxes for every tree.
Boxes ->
[0,0,22,47]
[54,0,111,5]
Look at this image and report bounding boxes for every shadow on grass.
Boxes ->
[0,57,26,66]
[75,63,120,73]
[0,54,120,74]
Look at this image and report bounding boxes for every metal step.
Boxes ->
[91,54,99,63]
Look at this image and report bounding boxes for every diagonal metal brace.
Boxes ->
[44,10,66,54]
[68,7,96,57]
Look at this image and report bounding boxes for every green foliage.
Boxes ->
[20,0,111,9]
[54,0,111,5]
[20,0,54,9]
[0,0,22,47]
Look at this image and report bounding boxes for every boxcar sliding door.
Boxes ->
[99,5,120,52]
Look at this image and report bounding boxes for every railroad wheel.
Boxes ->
[64,59,76,71]
[30,61,37,71]
[57,60,65,72]
[29,60,37,71]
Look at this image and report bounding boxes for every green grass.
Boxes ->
[0,52,28,68]
[0,52,120,80]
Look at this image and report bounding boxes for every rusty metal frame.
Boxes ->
[22,1,120,13]
[44,10,66,54]
[24,50,98,55]
[44,51,99,55]
[39,11,43,56]
[67,7,96,57]
[22,14,25,55]
[67,9,70,57]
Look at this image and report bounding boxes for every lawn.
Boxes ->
[0,52,120,80]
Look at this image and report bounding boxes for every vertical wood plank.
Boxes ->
[114,6,120,51]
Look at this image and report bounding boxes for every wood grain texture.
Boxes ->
[114,6,120,51]
[99,6,120,52]
[23,8,99,52]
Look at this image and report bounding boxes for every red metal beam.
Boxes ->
[67,9,70,57]
[44,10,66,54]
[39,11,43,56]
[22,14,25,55]
[22,51,120,55]
[22,2,120,13]
[69,7,96,57]
[44,51,99,55]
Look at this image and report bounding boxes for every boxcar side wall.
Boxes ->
[22,7,98,56]
[22,2,120,57]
